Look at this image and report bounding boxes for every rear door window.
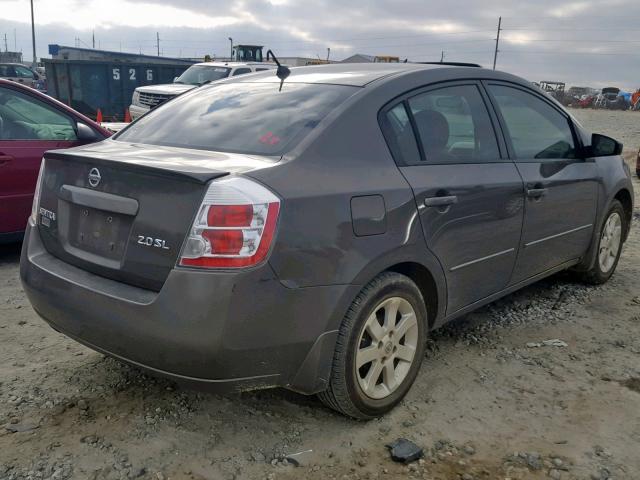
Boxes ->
[380,103,420,165]
[487,84,576,159]
[116,82,357,155]
[407,84,500,164]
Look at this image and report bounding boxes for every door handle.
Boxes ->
[424,195,458,207]
[0,154,14,166]
[526,188,548,198]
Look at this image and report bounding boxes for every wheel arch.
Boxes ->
[384,262,439,329]
[614,188,633,240]
[348,245,447,331]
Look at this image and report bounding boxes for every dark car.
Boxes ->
[0,79,111,243]
[20,64,634,418]
[636,148,640,177]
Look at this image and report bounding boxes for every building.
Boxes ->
[341,54,401,63]
[341,54,376,63]
[0,51,23,63]
[279,57,339,66]
[48,45,194,65]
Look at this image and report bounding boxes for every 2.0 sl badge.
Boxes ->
[137,235,170,250]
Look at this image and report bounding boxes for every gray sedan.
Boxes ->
[21,63,633,418]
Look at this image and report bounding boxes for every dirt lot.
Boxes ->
[1,110,639,480]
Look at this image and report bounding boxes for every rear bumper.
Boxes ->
[20,221,357,393]
[129,104,150,121]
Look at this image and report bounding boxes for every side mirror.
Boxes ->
[586,133,623,157]
[76,122,101,141]
[173,76,179,82]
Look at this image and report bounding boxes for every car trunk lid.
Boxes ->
[37,140,277,291]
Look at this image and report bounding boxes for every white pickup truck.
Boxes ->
[129,62,275,120]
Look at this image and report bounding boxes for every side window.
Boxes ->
[15,66,35,79]
[232,68,252,76]
[407,84,500,163]
[380,102,420,165]
[255,68,269,72]
[488,84,576,159]
[0,87,78,141]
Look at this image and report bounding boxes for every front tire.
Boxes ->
[580,200,626,284]
[318,272,427,419]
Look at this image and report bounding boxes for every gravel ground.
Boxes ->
[569,108,640,153]
[1,115,639,480]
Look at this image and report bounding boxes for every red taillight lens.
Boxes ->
[203,229,244,255]
[207,204,253,227]
[179,177,280,269]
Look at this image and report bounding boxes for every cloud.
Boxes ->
[1,0,242,29]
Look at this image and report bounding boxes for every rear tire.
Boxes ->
[318,272,427,419]
[579,200,626,285]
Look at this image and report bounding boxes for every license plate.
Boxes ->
[68,206,129,260]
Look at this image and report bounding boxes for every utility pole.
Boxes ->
[326,47,330,62]
[92,30,95,49]
[228,37,233,60]
[492,16,502,70]
[156,32,160,56]
[440,50,445,63]
[30,0,37,67]
[4,34,8,52]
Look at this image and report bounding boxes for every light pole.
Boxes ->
[30,0,37,67]
[228,37,233,60]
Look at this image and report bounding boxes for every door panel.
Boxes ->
[401,163,524,312]
[380,82,524,314]
[0,140,79,233]
[485,83,598,283]
[511,160,597,282]
[0,85,81,234]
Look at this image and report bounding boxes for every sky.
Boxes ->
[1,0,639,89]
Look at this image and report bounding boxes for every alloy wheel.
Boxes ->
[598,212,622,273]
[354,297,419,400]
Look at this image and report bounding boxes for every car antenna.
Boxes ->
[266,49,290,92]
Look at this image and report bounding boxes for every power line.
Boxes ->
[500,50,640,56]
[158,29,497,47]
[503,27,640,31]
[503,38,640,44]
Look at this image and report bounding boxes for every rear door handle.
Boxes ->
[526,188,548,198]
[0,154,14,166]
[424,195,458,207]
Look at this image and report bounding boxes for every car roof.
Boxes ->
[238,62,469,87]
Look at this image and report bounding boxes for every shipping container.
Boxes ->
[43,59,194,121]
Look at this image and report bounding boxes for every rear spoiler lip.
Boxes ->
[43,150,232,184]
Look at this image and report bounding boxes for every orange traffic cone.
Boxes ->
[124,108,131,123]
[96,108,103,123]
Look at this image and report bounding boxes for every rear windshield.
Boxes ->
[175,65,231,85]
[115,82,357,155]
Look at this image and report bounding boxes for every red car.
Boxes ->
[0,79,111,243]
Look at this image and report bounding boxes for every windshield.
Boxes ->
[115,82,357,155]
[175,65,231,85]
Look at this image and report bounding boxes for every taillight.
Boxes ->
[179,176,280,268]
[30,158,46,224]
